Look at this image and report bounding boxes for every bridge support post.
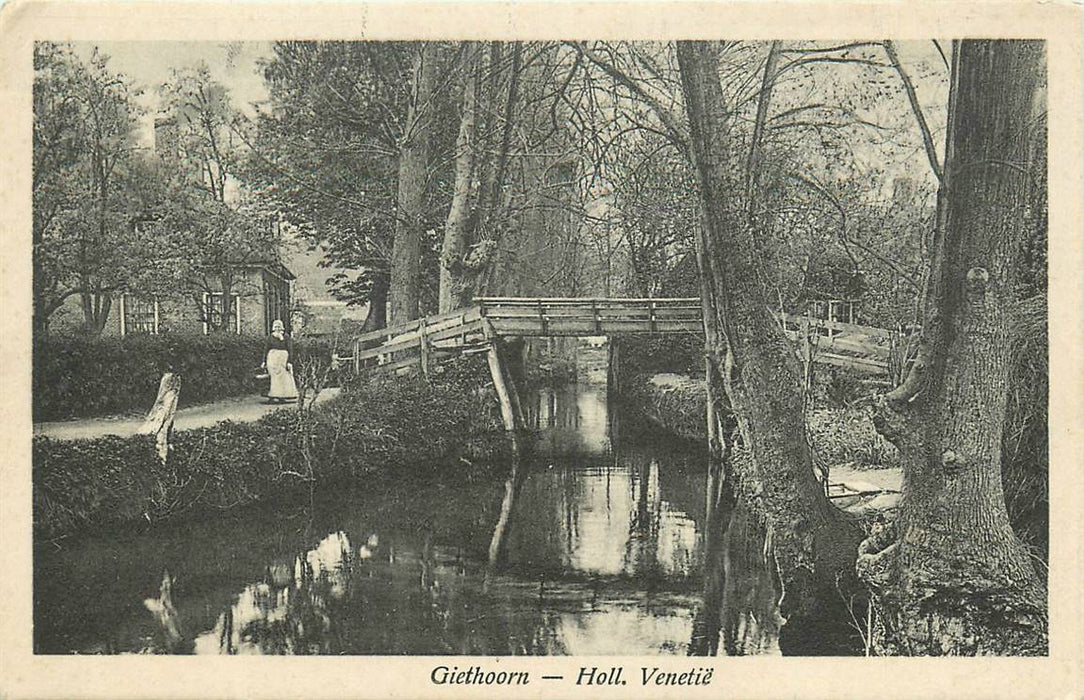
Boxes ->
[483,320,524,439]
[607,338,620,394]
[486,344,516,431]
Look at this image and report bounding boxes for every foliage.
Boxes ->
[815,367,867,408]
[33,333,335,421]
[807,407,898,468]
[131,173,282,330]
[247,42,420,311]
[131,67,283,331]
[613,333,704,382]
[33,43,145,335]
[33,356,510,539]
[615,372,707,443]
[610,134,699,296]
[615,357,899,469]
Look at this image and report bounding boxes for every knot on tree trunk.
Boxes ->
[872,394,910,447]
[941,448,966,474]
[965,266,989,300]
[464,238,497,272]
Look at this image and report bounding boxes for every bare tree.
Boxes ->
[677,40,863,644]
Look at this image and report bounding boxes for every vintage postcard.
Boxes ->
[1,1,1082,698]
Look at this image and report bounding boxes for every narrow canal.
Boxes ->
[34,381,795,656]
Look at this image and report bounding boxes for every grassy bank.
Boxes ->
[611,334,898,467]
[612,333,1046,561]
[33,356,511,540]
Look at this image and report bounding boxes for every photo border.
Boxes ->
[2,2,1081,698]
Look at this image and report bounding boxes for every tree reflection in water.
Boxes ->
[37,383,783,656]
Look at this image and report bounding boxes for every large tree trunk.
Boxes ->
[361,272,389,333]
[867,40,1047,655]
[677,40,863,643]
[390,42,441,324]
[439,44,481,314]
[80,285,112,337]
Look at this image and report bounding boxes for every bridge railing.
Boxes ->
[477,297,703,336]
[349,306,486,376]
[338,297,907,378]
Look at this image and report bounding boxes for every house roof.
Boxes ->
[230,259,296,281]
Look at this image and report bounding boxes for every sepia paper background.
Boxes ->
[1,1,1081,697]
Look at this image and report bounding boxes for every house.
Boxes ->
[49,260,295,337]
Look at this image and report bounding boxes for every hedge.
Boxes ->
[33,355,511,539]
[33,333,335,421]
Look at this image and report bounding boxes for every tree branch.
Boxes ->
[571,41,689,156]
[883,40,943,184]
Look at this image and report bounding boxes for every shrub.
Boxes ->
[816,368,866,408]
[1002,317,1048,561]
[34,354,511,539]
[807,407,898,468]
[614,372,707,442]
[614,333,703,385]
[33,333,334,421]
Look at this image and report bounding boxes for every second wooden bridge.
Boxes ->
[343,297,900,379]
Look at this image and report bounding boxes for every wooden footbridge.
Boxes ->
[342,297,898,379]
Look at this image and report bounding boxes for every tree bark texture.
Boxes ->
[360,272,389,333]
[439,44,482,313]
[390,42,441,324]
[868,40,1048,655]
[676,40,863,634]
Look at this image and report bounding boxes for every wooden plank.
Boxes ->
[778,312,893,339]
[536,306,595,318]
[652,306,704,318]
[368,355,422,374]
[356,336,421,361]
[783,331,889,358]
[353,305,482,346]
[478,296,701,304]
[426,322,479,343]
[814,353,887,373]
[645,321,702,333]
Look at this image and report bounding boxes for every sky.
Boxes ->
[75,41,273,146]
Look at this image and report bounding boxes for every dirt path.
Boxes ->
[33,388,342,441]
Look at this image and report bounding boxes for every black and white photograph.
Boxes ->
[3,1,1083,697]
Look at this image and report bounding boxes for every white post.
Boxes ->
[138,372,181,463]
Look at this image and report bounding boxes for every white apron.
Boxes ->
[266,348,299,399]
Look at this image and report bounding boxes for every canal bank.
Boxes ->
[33,357,512,541]
[34,381,720,655]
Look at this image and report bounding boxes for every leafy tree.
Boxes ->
[32,43,143,336]
[248,41,455,330]
[154,64,269,331]
[129,164,282,333]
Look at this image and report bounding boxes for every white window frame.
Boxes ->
[202,292,242,334]
[119,294,160,337]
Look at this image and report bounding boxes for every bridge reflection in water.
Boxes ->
[34,382,797,656]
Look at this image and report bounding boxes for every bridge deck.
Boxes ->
[344,297,901,378]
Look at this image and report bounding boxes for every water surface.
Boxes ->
[36,383,740,655]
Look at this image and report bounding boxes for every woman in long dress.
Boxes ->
[263,319,298,403]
